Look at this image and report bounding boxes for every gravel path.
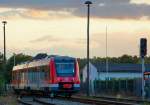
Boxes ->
[19,97,43,105]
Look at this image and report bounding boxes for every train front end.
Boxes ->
[50,56,80,96]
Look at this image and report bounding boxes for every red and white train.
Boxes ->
[11,56,80,97]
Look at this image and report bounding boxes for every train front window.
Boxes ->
[55,62,75,76]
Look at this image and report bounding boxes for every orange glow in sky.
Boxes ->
[0,0,150,58]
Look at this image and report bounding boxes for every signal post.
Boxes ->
[140,38,147,100]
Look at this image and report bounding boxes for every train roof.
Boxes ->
[12,58,50,71]
[53,56,75,61]
[28,58,50,68]
[13,63,27,71]
[12,56,76,71]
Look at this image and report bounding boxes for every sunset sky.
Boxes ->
[0,0,150,58]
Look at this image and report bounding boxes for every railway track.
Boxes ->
[17,96,55,105]
[34,96,140,105]
[94,96,147,104]
[17,96,89,105]
[17,95,146,105]
[73,94,150,105]
[58,96,139,105]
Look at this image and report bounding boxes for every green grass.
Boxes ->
[142,102,150,105]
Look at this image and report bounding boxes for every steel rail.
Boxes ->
[73,97,137,105]
[56,96,139,105]
[93,96,150,104]
[17,97,55,105]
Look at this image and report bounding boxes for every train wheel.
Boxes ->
[65,93,71,98]
[68,94,72,98]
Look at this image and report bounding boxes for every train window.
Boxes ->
[44,66,49,80]
[47,66,50,79]
[29,70,32,83]
[16,72,18,80]
[21,71,23,83]
[14,72,17,80]
[12,72,15,80]
[13,72,15,80]
[28,68,33,83]
[38,66,49,80]
[55,62,75,76]
[39,67,43,80]
[18,71,20,80]
[33,70,35,82]
[22,71,25,83]
[24,71,26,81]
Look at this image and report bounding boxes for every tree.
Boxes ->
[33,53,48,60]
[118,54,134,63]
[0,52,4,77]
[5,53,32,83]
[0,53,5,93]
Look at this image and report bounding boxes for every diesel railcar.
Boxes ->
[11,56,80,97]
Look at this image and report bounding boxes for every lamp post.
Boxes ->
[2,21,7,63]
[85,1,92,96]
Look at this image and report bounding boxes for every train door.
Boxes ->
[37,66,40,89]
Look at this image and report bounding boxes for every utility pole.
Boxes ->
[2,21,7,63]
[13,53,16,66]
[106,26,109,89]
[85,1,92,96]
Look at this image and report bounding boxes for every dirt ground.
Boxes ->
[0,94,18,105]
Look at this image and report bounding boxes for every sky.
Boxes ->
[0,0,150,58]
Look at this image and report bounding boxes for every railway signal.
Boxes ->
[140,38,147,58]
[140,38,147,100]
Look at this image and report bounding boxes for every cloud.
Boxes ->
[0,8,74,20]
[0,0,150,19]
[73,0,150,19]
[130,0,150,5]
[30,35,61,43]
[30,34,101,49]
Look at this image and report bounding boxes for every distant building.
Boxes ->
[82,63,150,80]
[82,63,150,96]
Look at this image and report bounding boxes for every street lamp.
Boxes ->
[85,1,92,96]
[2,21,7,63]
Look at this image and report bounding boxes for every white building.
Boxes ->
[82,62,98,95]
[82,63,150,96]
[82,63,150,81]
